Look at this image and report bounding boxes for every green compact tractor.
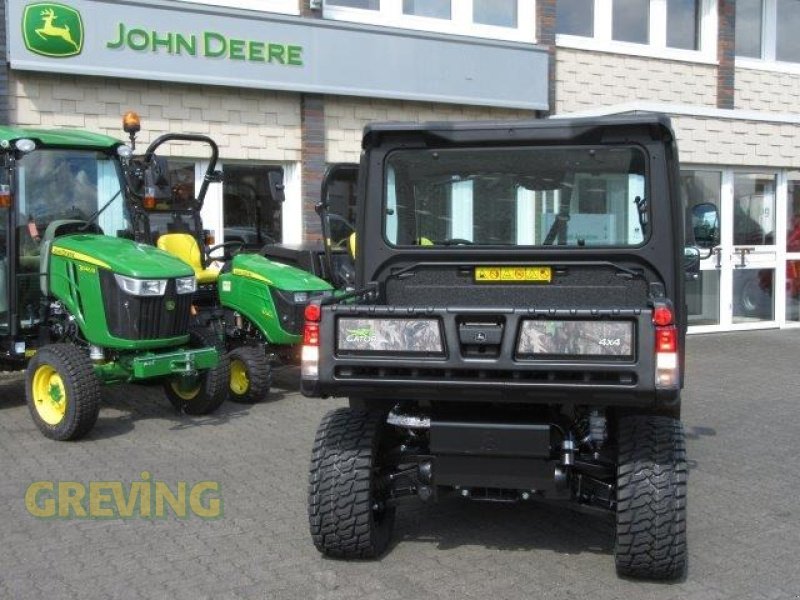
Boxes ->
[0,127,228,440]
[121,131,334,402]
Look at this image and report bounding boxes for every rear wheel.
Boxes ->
[164,328,230,415]
[308,408,395,558]
[26,344,100,441]
[615,415,687,580]
[228,345,271,404]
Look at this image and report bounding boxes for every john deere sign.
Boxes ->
[22,2,83,58]
[7,0,549,110]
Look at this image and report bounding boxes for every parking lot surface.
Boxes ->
[1,329,799,600]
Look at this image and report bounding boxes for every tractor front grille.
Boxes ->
[100,271,191,341]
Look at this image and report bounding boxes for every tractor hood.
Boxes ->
[52,235,195,279]
[230,254,332,292]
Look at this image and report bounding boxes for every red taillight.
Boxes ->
[655,326,677,353]
[653,305,673,326]
[303,322,320,346]
[304,303,321,322]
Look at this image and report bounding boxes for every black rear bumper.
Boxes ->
[303,305,681,408]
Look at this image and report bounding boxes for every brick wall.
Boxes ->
[301,94,324,240]
[716,0,735,109]
[555,48,718,114]
[9,72,302,161]
[325,96,534,163]
[673,115,800,167]
[735,68,800,115]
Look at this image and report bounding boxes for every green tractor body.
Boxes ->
[0,127,227,440]
[219,253,333,346]
[124,133,335,402]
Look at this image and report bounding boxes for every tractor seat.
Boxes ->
[156,233,220,285]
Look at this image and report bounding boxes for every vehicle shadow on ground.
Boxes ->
[392,496,614,556]
[87,384,259,440]
[0,375,25,409]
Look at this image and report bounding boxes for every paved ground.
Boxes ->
[1,329,799,600]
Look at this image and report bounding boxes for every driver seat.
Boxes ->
[156,233,220,285]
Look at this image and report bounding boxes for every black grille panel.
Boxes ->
[100,270,191,340]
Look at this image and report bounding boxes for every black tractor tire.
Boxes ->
[227,345,272,404]
[26,344,101,441]
[308,407,395,559]
[164,328,230,415]
[615,415,687,580]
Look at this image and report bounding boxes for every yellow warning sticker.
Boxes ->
[474,266,552,283]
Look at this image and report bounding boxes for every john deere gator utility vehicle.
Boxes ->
[0,126,228,440]
[302,115,715,579]
[121,130,334,403]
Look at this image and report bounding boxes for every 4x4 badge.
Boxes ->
[23,3,84,58]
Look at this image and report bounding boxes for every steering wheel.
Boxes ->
[207,240,245,261]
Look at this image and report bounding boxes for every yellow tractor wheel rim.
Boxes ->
[230,359,250,395]
[32,365,68,425]
[170,380,202,401]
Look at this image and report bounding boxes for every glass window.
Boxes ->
[384,146,648,247]
[556,0,594,36]
[733,268,774,322]
[402,0,451,19]
[735,0,763,58]
[328,0,379,8]
[473,0,517,27]
[787,260,800,321]
[787,172,800,252]
[613,0,650,44]
[687,271,721,326]
[777,0,800,62]
[667,0,699,49]
[733,173,776,246]
[223,165,284,246]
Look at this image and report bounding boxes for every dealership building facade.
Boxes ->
[1,0,799,333]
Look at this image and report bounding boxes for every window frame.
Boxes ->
[322,0,536,43]
[174,0,299,15]
[736,0,800,73]
[556,0,718,64]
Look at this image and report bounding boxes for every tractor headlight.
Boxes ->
[114,274,167,296]
[175,276,197,295]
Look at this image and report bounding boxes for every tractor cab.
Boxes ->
[0,127,130,360]
[260,163,358,291]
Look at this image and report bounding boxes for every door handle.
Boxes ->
[734,247,754,268]
[713,247,722,269]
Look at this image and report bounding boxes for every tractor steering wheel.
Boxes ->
[207,240,245,261]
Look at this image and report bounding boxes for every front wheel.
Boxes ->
[26,344,101,441]
[164,329,230,415]
[228,345,271,404]
[615,415,687,580]
[308,408,395,559]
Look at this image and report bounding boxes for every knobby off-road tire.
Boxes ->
[615,415,687,580]
[164,328,230,415]
[26,344,101,441]
[227,345,271,404]
[308,408,395,559]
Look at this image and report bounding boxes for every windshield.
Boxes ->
[16,149,126,241]
[384,145,648,248]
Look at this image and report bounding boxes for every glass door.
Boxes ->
[683,169,723,328]
[729,172,778,328]
[784,171,800,325]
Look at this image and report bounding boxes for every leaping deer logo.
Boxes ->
[35,8,78,50]
[23,3,84,58]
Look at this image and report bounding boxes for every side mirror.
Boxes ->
[267,170,285,203]
[691,202,720,249]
